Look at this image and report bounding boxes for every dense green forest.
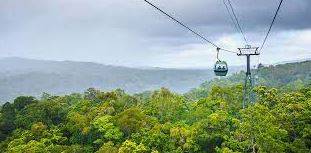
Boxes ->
[0,61,310,153]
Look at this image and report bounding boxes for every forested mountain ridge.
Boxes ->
[0,57,244,103]
[257,61,311,87]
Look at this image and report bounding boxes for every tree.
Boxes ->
[115,108,152,136]
[13,96,37,111]
[118,140,148,153]
[92,115,123,142]
[96,141,118,153]
[0,102,16,141]
[149,88,187,123]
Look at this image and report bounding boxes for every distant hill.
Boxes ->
[185,60,311,100]
[0,57,243,102]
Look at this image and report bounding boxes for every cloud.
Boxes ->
[0,0,310,68]
[150,29,311,68]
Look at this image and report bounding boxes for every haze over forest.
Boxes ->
[0,57,246,102]
[1,57,309,103]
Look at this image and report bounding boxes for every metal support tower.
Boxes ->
[237,45,260,108]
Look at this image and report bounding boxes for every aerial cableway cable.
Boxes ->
[144,0,237,54]
[260,0,284,51]
[226,0,248,45]
[223,0,240,36]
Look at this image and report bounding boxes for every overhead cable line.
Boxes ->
[260,0,284,51]
[223,0,240,35]
[226,0,248,45]
[144,0,237,54]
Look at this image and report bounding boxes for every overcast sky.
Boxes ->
[0,0,311,68]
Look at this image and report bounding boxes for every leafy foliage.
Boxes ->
[0,85,310,153]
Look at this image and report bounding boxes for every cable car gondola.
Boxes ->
[214,61,228,76]
[214,48,228,76]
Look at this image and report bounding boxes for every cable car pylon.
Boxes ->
[237,45,260,108]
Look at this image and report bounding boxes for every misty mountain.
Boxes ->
[0,57,244,102]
